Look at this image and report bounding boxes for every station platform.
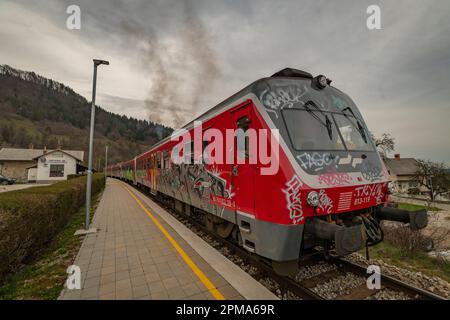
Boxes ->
[59,178,277,300]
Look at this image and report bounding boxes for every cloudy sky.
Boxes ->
[0,0,449,163]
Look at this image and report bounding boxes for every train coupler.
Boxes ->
[305,219,363,257]
[376,206,428,230]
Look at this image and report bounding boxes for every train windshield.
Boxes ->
[283,109,345,151]
[282,109,374,152]
[333,113,373,151]
[257,78,376,152]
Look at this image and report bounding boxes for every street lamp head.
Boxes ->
[94,59,110,66]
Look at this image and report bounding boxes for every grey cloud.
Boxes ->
[1,0,450,162]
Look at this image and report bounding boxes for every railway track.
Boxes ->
[128,181,446,301]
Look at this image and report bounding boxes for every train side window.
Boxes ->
[163,150,169,169]
[157,152,161,169]
[237,116,251,158]
[183,141,194,164]
[172,146,179,165]
[202,140,210,164]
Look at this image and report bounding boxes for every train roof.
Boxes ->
[134,68,339,158]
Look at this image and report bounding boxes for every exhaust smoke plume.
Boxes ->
[122,1,221,128]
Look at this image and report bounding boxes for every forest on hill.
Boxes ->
[0,65,173,166]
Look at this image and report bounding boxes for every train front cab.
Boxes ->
[240,73,428,274]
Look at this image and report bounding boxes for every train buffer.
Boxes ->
[59,178,276,300]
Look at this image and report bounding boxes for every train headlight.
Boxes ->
[315,75,328,89]
[307,191,320,207]
[387,182,395,194]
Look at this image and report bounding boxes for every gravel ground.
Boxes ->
[294,262,337,282]
[346,253,450,298]
[310,272,366,299]
[365,288,411,300]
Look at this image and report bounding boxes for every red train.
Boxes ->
[108,68,427,275]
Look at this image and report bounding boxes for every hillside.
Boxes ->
[0,65,173,166]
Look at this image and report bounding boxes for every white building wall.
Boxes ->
[36,152,77,182]
[27,168,37,182]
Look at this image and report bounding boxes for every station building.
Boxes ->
[0,147,84,182]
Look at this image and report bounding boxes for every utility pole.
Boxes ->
[79,59,109,234]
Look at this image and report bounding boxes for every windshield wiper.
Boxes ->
[342,107,368,143]
[304,102,333,140]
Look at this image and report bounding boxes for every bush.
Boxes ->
[383,224,427,255]
[67,174,84,180]
[407,187,421,195]
[0,174,105,282]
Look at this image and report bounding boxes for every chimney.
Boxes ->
[28,143,34,150]
[43,146,47,154]
[394,154,400,160]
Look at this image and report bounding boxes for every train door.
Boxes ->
[151,153,157,191]
[230,103,256,215]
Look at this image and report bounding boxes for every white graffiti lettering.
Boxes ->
[297,152,338,171]
[318,189,333,214]
[259,85,308,111]
[283,175,304,224]
[354,183,383,205]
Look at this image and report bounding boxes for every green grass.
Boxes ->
[397,202,441,212]
[364,242,450,283]
[0,192,102,300]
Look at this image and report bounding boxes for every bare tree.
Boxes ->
[370,132,395,158]
[414,159,450,201]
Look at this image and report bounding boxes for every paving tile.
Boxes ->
[151,291,169,300]
[100,273,116,285]
[99,282,116,295]
[80,287,99,299]
[116,263,129,272]
[116,279,132,292]
[162,277,179,290]
[145,272,161,284]
[131,275,146,288]
[182,283,202,296]
[132,285,150,299]
[148,281,165,294]
[167,287,187,299]
[99,292,115,300]
[83,276,100,289]
[116,270,130,281]
[129,267,145,278]
[186,293,209,300]
[62,290,82,300]
[116,289,133,300]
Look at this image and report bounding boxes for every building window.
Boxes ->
[50,164,64,177]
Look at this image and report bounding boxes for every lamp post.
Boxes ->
[84,59,109,232]
[105,145,108,178]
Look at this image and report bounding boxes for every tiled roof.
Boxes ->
[384,158,419,176]
[0,148,84,162]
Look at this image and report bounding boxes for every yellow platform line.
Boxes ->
[122,184,225,300]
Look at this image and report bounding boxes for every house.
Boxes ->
[0,147,84,182]
[384,154,421,194]
[29,149,87,183]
